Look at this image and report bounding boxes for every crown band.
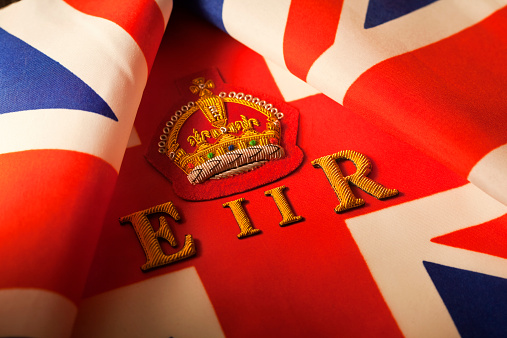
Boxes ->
[187,144,284,184]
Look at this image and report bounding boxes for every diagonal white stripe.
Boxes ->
[346,183,507,338]
[72,267,225,338]
[222,0,291,68]
[0,288,77,338]
[0,109,127,171]
[0,0,150,170]
[0,0,148,118]
[307,0,506,104]
[468,143,507,206]
[264,57,321,102]
[425,242,507,279]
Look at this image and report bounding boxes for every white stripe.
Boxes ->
[468,143,507,206]
[307,0,507,104]
[425,242,507,280]
[346,183,507,338]
[0,109,128,172]
[154,0,173,28]
[0,0,149,171]
[0,288,77,338]
[0,0,148,117]
[72,267,225,338]
[222,0,291,69]
[264,58,321,102]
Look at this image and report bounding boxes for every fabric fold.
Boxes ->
[0,0,172,336]
[186,0,507,205]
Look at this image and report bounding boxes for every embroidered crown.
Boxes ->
[157,77,285,184]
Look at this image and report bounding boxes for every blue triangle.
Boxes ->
[364,0,440,29]
[424,261,507,338]
[186,0,226,33]
[0,28,117,121]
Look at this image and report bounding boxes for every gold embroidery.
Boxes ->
[264,185,303,226]
[311,150,399,213]
[119,202,196,271]
[189,77,215,97]
[187,129,212,148]
[158,78,286,184]
[223,198,261,239]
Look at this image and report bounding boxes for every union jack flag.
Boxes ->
[1,1,506,337]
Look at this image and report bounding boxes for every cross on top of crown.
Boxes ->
[189,77,215,97]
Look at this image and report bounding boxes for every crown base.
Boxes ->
[210,160,267,180]
[187,144,285,184]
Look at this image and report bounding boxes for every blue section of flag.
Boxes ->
[364,0,439,29]
[186,0,226,32]
[0,28,118,121]
[424,261,507,338]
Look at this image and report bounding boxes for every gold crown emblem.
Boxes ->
[157,77,286,184]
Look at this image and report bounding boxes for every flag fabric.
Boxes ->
[187,0,507,207]
[1,1,507,338]
[0,0,171,336]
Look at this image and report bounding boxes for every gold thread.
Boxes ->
[162,78,284,183]
[165,105,199,153]
[158,216,177,247]
[223,97,275,119]
[311,150,399,213]
[223,198,261,239]
[196,95,227,128]
[264,185,303,226]
[119,202,196,271]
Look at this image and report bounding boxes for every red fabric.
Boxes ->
[0,150,117,303]
[432,214,507,260]
[344,7,507,178]
[82,9,468,336]
[64,0,165,70]
[283,0,343,81]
